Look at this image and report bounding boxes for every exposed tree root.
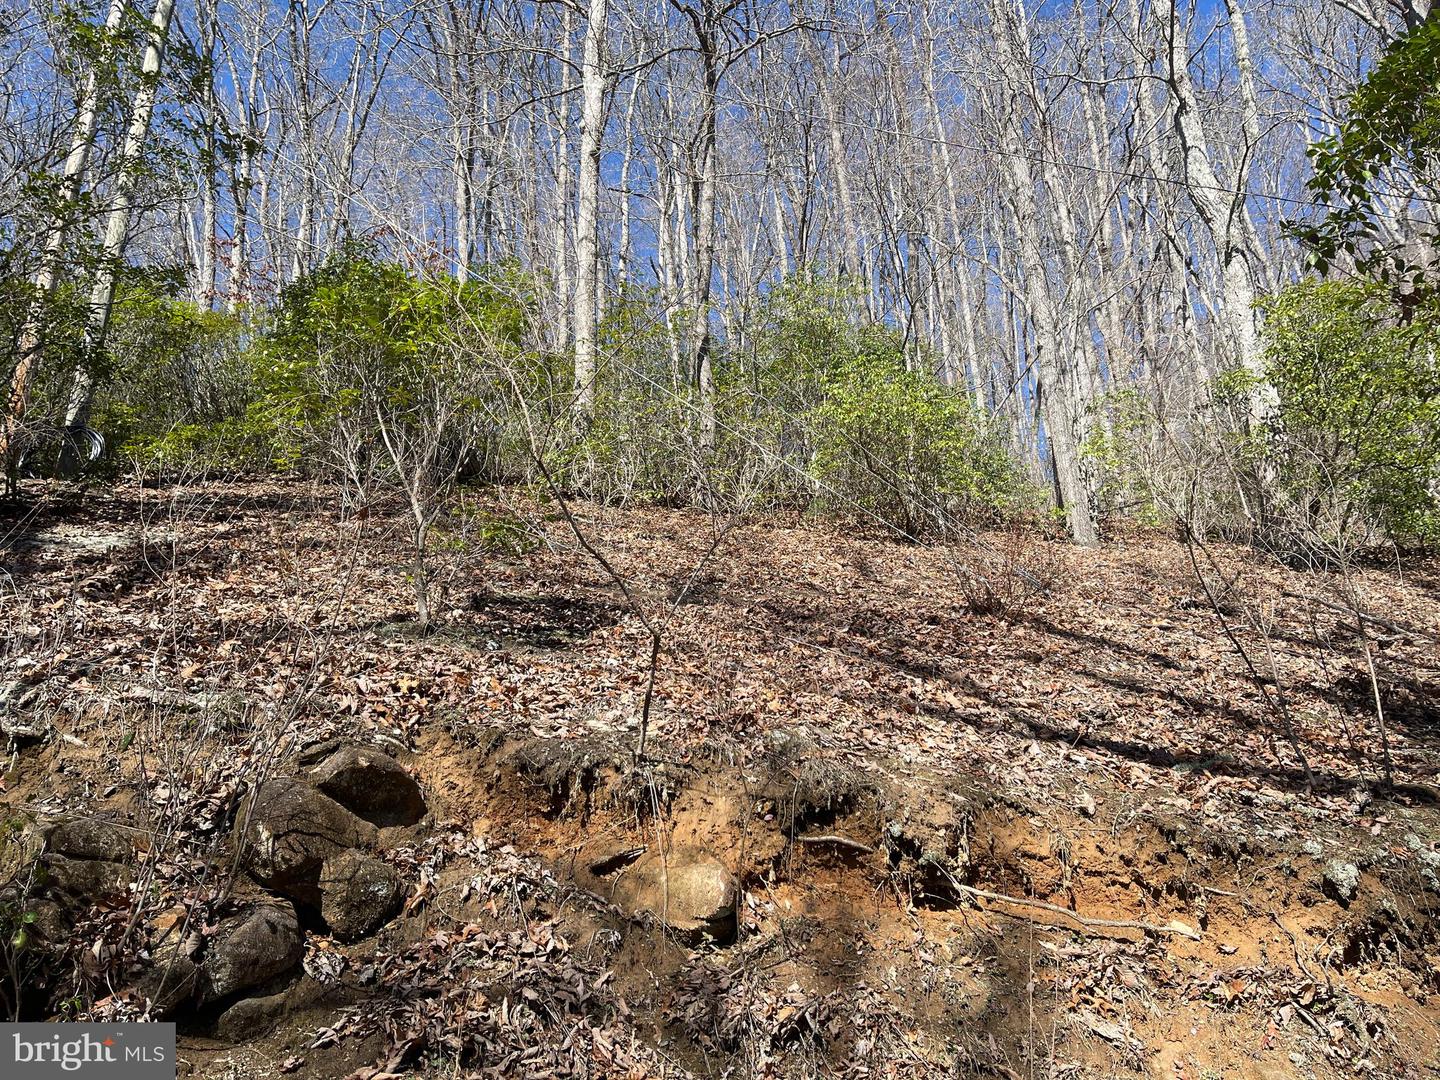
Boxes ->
[949,881,1202,940]
[793,834,875,854]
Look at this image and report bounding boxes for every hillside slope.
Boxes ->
[2,480,1437,1079]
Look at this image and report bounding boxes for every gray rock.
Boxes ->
[201,902,304,1003]
[40,854,130,902]
[309,745,426,827]
[1406,833,1440,893]
[45,817,132,862]
[214,988,291,1041]
[134,952,204,1016]
[237,778,376,905]
[296,737,345,767]
[26,899,70,944]
[2,718,49,747]
[1323,859,1361,904]
[1,682,49,745]
[213,974,358,1042]
[611,847,738,945]
[319,850,405,942]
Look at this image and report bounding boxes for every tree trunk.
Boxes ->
[1,0,126,472]
[1163,0,1275,420]
[989,0,1096,544]
[223,11,263,314]
[572,0,608,427]
[689,38,720,453]
[58,0,177,476]
[615,76,641,291]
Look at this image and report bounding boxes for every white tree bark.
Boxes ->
[615,75,641,291]
[1162,0,1276,419]
[59,0,177,473]
[572,0,609,425]
[989,0,1097,544]
[2,0,126,465]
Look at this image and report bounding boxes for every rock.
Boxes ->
[0,678,24,706]
[134,953,204,1016]
[1,712,49,747]
[40,854,130,902]
[25,899,70,944]
[296,737,345,767]
[1406,833,1440,893]
[1,678,49,746]
[319,851,405,942]
[309,745,426,827]
[45,817,132,861]
[214,988,291,1041]
[1323,859,1361,904]
[201,902,304,1003]
[214,974,358,1041]
[611,847,737,944]
[237,778,375,905]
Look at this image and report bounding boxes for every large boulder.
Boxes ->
[237,778,375,905]
[131,902,304,1015]
[45,817,132,862]
[214,987,292,1041]
[40,854,130,903]
[201,902,304,1003]
[308,745,426,827]
[611,847,738,945]
[214,974,359,1042]
[0,819,131,956]
[319,850,406,941]
[35,817,133,908]
[24,899,71,946]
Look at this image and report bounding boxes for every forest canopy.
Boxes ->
[1,0,1438,560]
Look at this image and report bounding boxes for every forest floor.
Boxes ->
[2,478,1439,1080]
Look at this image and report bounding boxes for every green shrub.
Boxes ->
[118,407,287,474]
[569,276,1025,527]
[563,288,703,503]
[727,276,887,507]
[1082,385,1250,536]
[1293,17,1440,293]
[258,244,535,491]
[0,816,45,1020]
[63,249,544,485]
[439,501,538,556]
[1258,279,1440,548]
[88,276,262,473]
[809,347,1023,535]
[1082,387,1168,527]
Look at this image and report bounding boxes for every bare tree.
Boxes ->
[1159,0,1276,420]
[58,0,177,476]
[573,0,610,426]
[1,0,126,474]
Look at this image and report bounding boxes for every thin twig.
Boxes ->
[1281,590,1437,644]
[1176,500,1314,791]
[1269,911,1319,985]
